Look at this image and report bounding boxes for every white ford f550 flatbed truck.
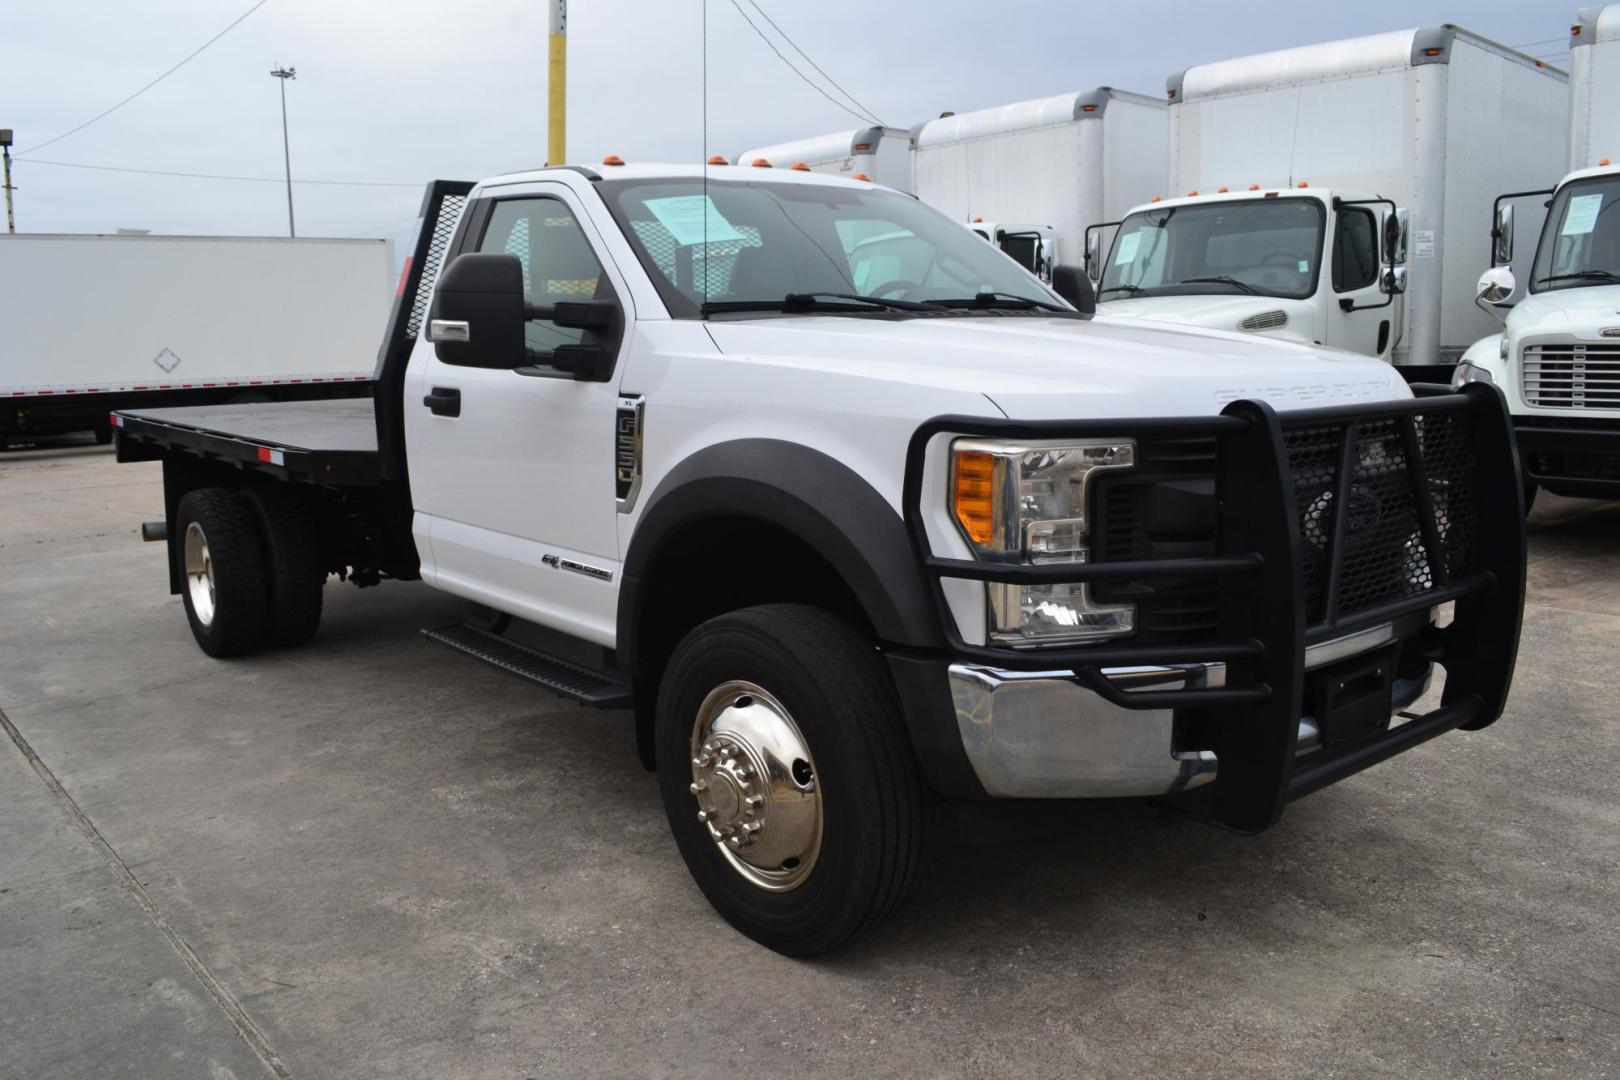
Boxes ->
[114,163,1526,955]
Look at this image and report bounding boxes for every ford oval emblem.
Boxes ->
[1602,327,1620,338]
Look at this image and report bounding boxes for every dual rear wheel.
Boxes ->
[175,486,325,657]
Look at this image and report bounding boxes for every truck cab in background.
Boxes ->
[1092,188,1408,360]
[966,220,1055,282]
[1095,25,1568,382]
[1455,6,1620,506]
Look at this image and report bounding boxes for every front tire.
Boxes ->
[655,604,927,955]
[175,488,269,657]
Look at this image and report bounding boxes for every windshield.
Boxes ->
[1530,174,1620,293]
[598,178,1062,317]
[1099,198,1325,301]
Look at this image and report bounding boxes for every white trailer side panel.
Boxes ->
[1100,98,1170,220]
[1440,37,1570,359]
[0,235,393,395]
[735,127,912,191]
[1570,5,1620,170]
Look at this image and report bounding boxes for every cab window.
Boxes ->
[1332,207,1378,292]
[478,198,613,363]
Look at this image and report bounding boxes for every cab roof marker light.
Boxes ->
[707,155,729,165]
[790,162,812,172]
[1602,158,1612,167]
[1217,186,1229,193]
[1298,181,1310,188]
[602,154,625,166]
[751,158,772,168]
[1249,183,1261,190]
[853,142,872,152]
[1150,195,1162,203]
[852,172,871,182]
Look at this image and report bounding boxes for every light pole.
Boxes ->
[270,66,296,237]
[1,128,15,234]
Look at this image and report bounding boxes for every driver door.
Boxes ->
[406,184,630,644]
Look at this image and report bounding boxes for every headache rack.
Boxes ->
[902,384,1525,831]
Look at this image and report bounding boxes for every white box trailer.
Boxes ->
[735,126,913,191]
[1097,26,1567,379]
[0,234,393,446]
[1570,5,1620,170]
[911,88,1167,267]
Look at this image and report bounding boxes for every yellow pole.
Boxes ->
[548,0,566,166]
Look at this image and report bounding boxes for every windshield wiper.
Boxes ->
[1098,283,1144,296]
[700,292,941,316]
[932,291,1071,312]
[1179,275,1260,295]
[1538,270,1620,286]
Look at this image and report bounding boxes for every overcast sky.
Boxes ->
[2,0,1575,244]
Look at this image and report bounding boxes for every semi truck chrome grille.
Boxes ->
[1521,343,1620,409]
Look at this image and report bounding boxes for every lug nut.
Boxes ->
[744,794,763,809]
[741,821,761,834]
[690,780,709,794]
[696,809,711,823]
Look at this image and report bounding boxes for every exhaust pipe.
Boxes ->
[140,521,167,542]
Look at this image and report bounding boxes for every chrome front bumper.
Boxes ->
[948,622,1433,799]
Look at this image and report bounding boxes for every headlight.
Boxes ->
[950,439,1136,645]
[1451,361,1494,389]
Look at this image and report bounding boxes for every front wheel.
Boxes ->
[655,604,927,955]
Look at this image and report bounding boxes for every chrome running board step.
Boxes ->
[422,621,632,708]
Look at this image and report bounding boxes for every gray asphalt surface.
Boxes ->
[1,438,1616,1079]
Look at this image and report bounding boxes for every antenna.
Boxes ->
[702,0,709,305]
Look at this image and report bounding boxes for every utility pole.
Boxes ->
[548,0,566,166]
[269,66,296,237]
[0,129,15,234]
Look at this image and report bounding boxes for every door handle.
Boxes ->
[423,386,461,417]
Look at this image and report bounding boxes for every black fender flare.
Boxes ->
[616,438,943,674]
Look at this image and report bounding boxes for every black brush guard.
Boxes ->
[902,384,1525,832]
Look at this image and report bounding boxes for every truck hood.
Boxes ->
[1097,294,1316,338]
[704,314,1407,420]
[1505,285,1620,341]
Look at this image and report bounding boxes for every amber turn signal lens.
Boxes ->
[952,450,998,545]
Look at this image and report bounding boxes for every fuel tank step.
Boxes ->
[421,620,632,708]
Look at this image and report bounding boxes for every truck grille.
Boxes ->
[1281,411,1475,626]
[1521,343,1620,409]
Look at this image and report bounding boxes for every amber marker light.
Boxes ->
[951,450,999,546]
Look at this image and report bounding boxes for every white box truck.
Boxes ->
[1457,6,1620,506]
[735,126,913,191]
[0,234,394,447]
[911,88,1167,270]
[1094,26,1568,382]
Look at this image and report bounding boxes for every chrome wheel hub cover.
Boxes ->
[182,521,216,628]
[689,681,821,891]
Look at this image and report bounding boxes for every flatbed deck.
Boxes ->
[114,399,383,486]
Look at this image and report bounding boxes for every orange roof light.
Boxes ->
[1249,183,1261,190]
[852,172,872,182]
[602,154,625,166]
[1423,47,1442,57]
[707,155,728,165]
[1297,180,1310,188]
[1081,104,1097,113]
[1602,158,1613,166]
[1150,195,1162,203]
[751,157,772,168]
[951,450,998,546]
[853,142,872,152]
[790,162,812,172]
[1217,186,1229,193]
[1187,190,1199,197]
[971,215,984,223]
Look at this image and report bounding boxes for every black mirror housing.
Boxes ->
[1051,264,1096,315]
[430,253,527,368]
[546,344,614,381]
[550,299,618,331]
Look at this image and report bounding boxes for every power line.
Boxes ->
[726,0,884,129]
[1512,36,1573,49]
[741,1,886,127]
[14,157,418,188]
[19,0,273,155]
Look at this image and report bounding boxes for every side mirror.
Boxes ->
[1381,265,1408,296]
[1384,208,1408,266]
[1492,203,1515,266]
[1084,230,1103,282]
[1051,264,1095,314]
[545,344,613,381]
[428,253,526,368]
[551,299,617,332]
[1476,265,1517,306]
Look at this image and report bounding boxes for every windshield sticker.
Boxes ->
[1114,232,1142,265]
[1298,259,1309,273]
[644,195,746,246]
[1562,193,1604,237]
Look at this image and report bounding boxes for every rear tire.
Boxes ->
[244,485,326,647]
[1523,478,1539,517]
[175,488,269,657]
[655,604,927,956]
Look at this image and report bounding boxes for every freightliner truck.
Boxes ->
[1459,5,1620,506]
[113,162,1525,954]
[1093,26,1568,383]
